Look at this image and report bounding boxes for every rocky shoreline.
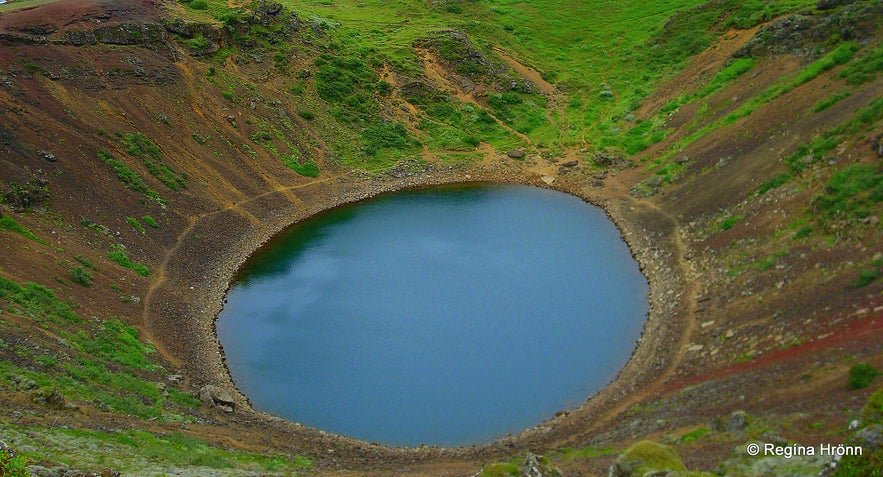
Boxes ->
[143,158,692,466]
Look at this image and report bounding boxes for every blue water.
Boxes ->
[216,184,648,447]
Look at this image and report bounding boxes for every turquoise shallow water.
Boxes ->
[216,184,648,447]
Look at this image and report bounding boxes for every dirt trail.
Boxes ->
[415,47,532,146]
[141,174,341,366]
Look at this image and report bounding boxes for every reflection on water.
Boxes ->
[217,184,648,447]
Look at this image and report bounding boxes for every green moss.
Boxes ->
[480,462,520,477]
[615,441,686,475]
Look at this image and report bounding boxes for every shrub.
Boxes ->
[189,0,208,10]
[298,110,316,120]
[848,363,880,389]
[69,267,93,287]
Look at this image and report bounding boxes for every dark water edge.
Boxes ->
[217,183,649,447]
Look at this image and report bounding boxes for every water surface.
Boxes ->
[217,184,648,446]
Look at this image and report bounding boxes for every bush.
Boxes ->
[69,267,93,287]
[189,0,208,10]
[848,363,880,389]
[298,110,316,120]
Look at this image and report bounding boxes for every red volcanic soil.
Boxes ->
[0,0,160,33]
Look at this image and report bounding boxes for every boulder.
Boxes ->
[561,160,578,167]
[507,149,526,159]
[198,385,235,413]
[856,424,883,449]
[523,453,563,477]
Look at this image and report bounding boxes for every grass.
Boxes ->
[119,132,187,191]
[70,319,155,370]
[68,267,93,287]
[141,215,159,228]
[0,423,313,475]
[0,215,47,245]
[97,150,165,208]
[0,276,82,324]
[814,164,883,219]
[282,155,320,177]
[106,245,150,277]
[125,216,145,233]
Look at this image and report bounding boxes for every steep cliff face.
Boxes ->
[0,0,880,475]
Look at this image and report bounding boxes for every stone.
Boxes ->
[856,424,883,449]
[540,175,555,185]
[198,385,235,413]
[726,410,749,433]
[561,160,578,167]
[36,150,55,162]
[523,452,563,477]
[645,175,664,187]
[507,149,525,159]
[873,134,883,158]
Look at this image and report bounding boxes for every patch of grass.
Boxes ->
[125,216,145,233]
[68,267,93,287]
[97,149,165,207]
[679,427,711,443]
[141,215,159,228]
[853,258,883,287]
[557,445,617,460]
[282,155,319,177]
[838,44,882,85]
[74,255,96,269]
[719,214,744,231]
[120,132,187,191]
[0,276,82,324]
[813,91,851,113]
[480,462,520,477]
[0,215,47,245]
[106,245,150,277]
[70,319,155,370]
[758,172,792,194]
[694,57,756,100]
[9,425,315,473]
[814,164,883,218]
